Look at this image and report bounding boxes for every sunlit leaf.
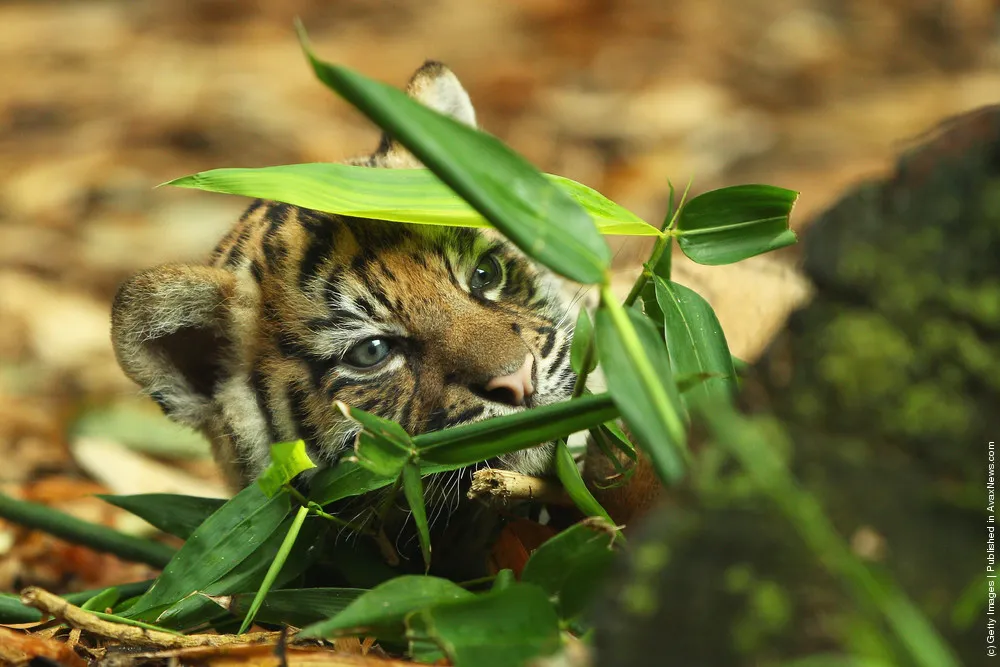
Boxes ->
[167,164,657,238]
[676,184,797,265]
[337,401,415,477]
[296,26,611,284]
[257,440,317,498]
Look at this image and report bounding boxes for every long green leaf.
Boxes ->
[308,459,462,507]
[553,440,613,524]
[403,462,432,571]
[0,493,175,568]
[595,287,688,484]
[675,184,798,265]
[413,393,619,465]
[167,164,657,238]
[99,494,225,540]
[299,575,472,640]
[338,401,415,477]
[570,309,597,375]
[124,485,292,618]
[296,26,611,284]
[405,582,561,667]
[653,276,737,409]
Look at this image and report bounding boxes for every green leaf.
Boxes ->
[675,184,798,265]
[403,462,432,571]
[337,401,415,477]
[229,588,365,628]
[653,276,737,409]
[405,582,561,667]
[123,485,292,618]
[595,287,688,484]
[308,459,462,507]
[299,575,472,640]
[237,504,310,633]
[98,493,224,540]
[257,440,317,498]
[521,518,618,620]
[570,309,597,375]
[554,440,614,525]
[167,164,657,238]
[296,27,611,284]
[414,393,619,465]
[0,493,175,568]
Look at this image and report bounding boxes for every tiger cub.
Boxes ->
[111,62,577,493]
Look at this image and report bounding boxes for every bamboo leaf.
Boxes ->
[299,575,472,640]
[98,493,224,541]
[229,588,365,628]
[413,393,619,465]
[296,26,611,284]
[166,164,657,238]
[676,184,798,265]
[554,440,614,525]
[123,485,292,618]
[595,287,688,484]
[653,276,737,409]
[337,401,415,477]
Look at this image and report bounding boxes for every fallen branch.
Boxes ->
[19,587,282,649]
[467,469,571,507]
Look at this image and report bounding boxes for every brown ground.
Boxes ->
[0,0,997,597]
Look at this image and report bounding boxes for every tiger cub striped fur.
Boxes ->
[111,62,577,491]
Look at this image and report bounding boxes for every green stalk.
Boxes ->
[600,284,685,446]
[0,579,155,624]
[0,493,176,568]
[237,504,310,634]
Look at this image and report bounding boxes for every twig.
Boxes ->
[467,469,571,507]
[19,587,282,649]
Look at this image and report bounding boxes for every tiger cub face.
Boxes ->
[111,62,577,490]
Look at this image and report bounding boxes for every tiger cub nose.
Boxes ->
[483,354,535,407]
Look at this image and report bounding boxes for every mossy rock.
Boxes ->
[593,106,999,666]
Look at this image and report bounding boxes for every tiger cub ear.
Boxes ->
[364,60,477,169]
[111,264,248,429]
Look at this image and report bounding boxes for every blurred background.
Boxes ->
[0,0,998,593]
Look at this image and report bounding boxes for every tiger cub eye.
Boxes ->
[344,337,392,368]
[469,255,502,292]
